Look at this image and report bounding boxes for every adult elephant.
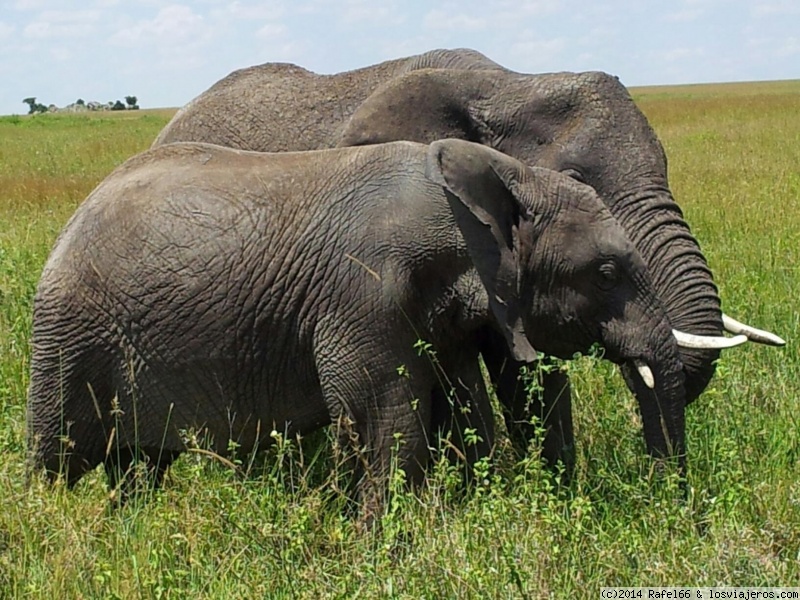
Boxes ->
[153,48,503,151]
[153,49,783,472]
[31,139,695,519]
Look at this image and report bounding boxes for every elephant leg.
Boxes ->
[104,446,179,504]
[523,368,575,479]
[480,328,575,477]
[430,353,495,477]
[314,334,433,526]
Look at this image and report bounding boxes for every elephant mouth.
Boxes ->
[601,349,654,389]
[617,325,751,391]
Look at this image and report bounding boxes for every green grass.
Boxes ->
[1,83,799,597]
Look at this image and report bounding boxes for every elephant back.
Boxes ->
[152,48,506,151]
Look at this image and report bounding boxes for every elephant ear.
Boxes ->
[338,70,489,147]
[425,138,537,363]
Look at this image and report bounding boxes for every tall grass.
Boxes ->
[0,83,798,597]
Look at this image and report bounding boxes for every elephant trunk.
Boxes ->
[613,188,722,403]
[621,316,687,468]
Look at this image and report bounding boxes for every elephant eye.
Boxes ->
[597,261,619,290]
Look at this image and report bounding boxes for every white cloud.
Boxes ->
[512,0,562,17]
[745,36,767,49]
[664,9,704,22]
[0,22,15,41]
[39,9,102,22]
[681,0,723,6]
[579,26,617,46]
[338,0,404,25]
[50,47,72,61]
[776,36,800,57]
[662,46,706,62]
[255,22,287,38]
[423,9,487,32]
[23,10,101,39]
[109,5,213,48]
[422,0,560,32]
[211,1,286,21]
[297,0,404,25]
[509,37,568,70]
[747,34,800,59]
[255,39,308,62]
[12,0,48,10]
[13,0,118,9]
[752,1,800,16]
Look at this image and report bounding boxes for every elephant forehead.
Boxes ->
[552,212,631,263]
[549,174,610,217]
[587,212,632,250]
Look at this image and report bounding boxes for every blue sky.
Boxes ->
[1,0,798,115]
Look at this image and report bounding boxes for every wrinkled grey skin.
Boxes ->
[28,139,684,520]
[153,49,503,151]
[154,48,716,470]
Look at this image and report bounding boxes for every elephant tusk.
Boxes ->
[672,329,748,349]
[722,313,786,347]
[634,360,655,389]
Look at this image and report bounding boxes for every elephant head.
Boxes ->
[425,139,694,460]
[340,68,784,410]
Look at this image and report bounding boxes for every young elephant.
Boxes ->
[28,139,686,519]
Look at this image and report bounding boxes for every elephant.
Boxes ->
[152,49,784,473]
[28,139,717,520]
[152,48,504,152]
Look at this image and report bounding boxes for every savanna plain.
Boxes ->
[0,81,798,598]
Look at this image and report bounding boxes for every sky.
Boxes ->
[0,0,798,115]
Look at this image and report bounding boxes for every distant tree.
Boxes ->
[22,97,47,114]
[111,100,126,111]
[124,95,139,110]
[76,98,85,106]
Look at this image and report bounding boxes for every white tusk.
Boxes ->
[672,329,748,349]
[634,360,655,389]
[722,313,786,347]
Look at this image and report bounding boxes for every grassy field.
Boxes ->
[0,80,798,598]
